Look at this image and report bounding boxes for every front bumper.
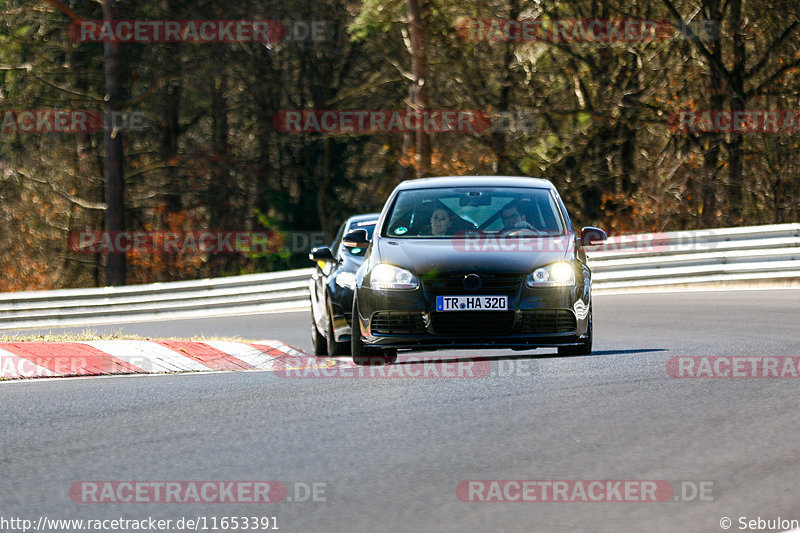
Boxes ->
[357,283,591,351]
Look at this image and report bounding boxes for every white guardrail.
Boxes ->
[0,223,798,329]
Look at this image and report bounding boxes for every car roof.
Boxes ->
[346,213,380,225]
[393,176,556,191]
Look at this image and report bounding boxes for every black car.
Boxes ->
[309,213,379,356]
[347,176,607,365]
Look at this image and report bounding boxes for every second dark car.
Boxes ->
[309,213,379,356]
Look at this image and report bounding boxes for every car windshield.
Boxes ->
[383,187,565,238]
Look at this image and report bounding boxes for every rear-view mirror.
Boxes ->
[581,227,607,246]
[342,229,370,249]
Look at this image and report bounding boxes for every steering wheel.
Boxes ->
[503,227,545,237]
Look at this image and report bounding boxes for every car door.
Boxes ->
[311,221,346,333]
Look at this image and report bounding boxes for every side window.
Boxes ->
[331,222,347,259]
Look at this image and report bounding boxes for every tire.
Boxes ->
[351,298,397,366]
[311,319,328,357]
[558,308,592,356]
[326,303,349,356]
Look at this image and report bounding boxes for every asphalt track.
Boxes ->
[2,289,800,532]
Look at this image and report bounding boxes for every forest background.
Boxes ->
[0,0,798,289]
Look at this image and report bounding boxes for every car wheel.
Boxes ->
[558,308,592,356]
[311,319,328,357]
[326,305,349,356]
[351,298,396,366]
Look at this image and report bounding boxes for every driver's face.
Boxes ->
[502,209,523,226]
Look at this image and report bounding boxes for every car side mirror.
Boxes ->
[342,229,370,249]
[309,246,335,262]
[580,227,607,246]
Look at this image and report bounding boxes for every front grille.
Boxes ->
[431,311,515,336]
[516,310,577,334]
[371,312,426,335]
[423,273,522,295]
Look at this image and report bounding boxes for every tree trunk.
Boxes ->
[209,74,232,277]
[406,0,431,178]
[702,0,725,227]
[103,0,126,286]
[493,0,521,175]
[727,0,746,224]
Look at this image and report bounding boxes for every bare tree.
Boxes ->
[406,0,431,178]
[103,0,126,285]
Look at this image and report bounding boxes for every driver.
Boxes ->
[501,204,534,232]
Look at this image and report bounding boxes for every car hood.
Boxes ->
[375,235,572,275]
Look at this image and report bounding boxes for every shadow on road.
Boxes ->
[589,349,668,356]
[383,348,667,367]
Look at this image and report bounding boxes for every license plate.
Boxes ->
[436,295,508,311]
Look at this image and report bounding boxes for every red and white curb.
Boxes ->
[0,340,313,380]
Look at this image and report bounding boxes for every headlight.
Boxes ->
[370,264,419,290]
[335,272,357,290]
[526,261,575,287]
